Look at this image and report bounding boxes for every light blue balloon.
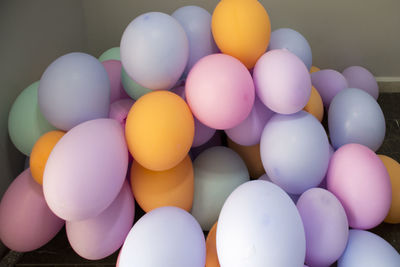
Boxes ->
[268,28,312,70]
[121,66,152,100]
[328,88,385,151]
[338,230,400,267]
[260,111,330,195]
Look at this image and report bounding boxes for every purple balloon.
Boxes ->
[102,60,129,103]
[311,69,349,108]
[297,188,349,267]
[0,169,64,252]
[66,181,135,260]
[258,173,300,203]
[342,66,379,100]
[190,130,223,160]
[225,97,274,146]
[109,98,135,128]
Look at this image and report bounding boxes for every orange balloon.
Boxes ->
[303,86,324,122]
[211,0,271,69]
[125,91,194,171]
[227,138,265,179]
[206,221,220,267]
[29,130,65,185]
[379,155,400,223]
[310,66,320,73]
[130,155,194,212]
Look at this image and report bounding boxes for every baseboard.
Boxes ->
[376,77,400,93]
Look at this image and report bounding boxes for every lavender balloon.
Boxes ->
[189,130,223,160]
[342,66,379,100]
[297,188,349,267]
[258,173,300,204]
[328,88,385,151]
[311,69,348,108]
[225,97,274,146]
[260,111,330,195]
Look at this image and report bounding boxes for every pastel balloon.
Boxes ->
[211,0,271,69]
[206,222,220,267]
[268,28,312,70]
[66,181,135,260]
[172,6,219,75]
[253,49,311,114]
[98,47,120,62]
[327,144,391,229]
[311,69,348,107]
[120,12,189,90]
[186,53,255,129]
[258,173,300,204]
[217,180,306,267]
[121,66,152,100]
[342,66,379,100]
[310,66,320,73]
[109,98,135,128]
[43,119,128,221]
[130,155,194,212]
[30,130,65,185]
[297,188,349,267]
[38,52,110,131]
[119,207,205,267]
[102,60,129,103]
[329,88,385,151]
[225,96,274,146]
[0,169,64,252]
[338,230,400,267]
[303,86,324,122]
[190,130,223,160]
[8,81,56,156]
[125,91,194,171]
[191,146,249,230]
[378,155,400,223]
[260,111,330,194]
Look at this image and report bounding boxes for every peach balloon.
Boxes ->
[379,155,400,223]
[303,86,324,122]
[206,222,220,267]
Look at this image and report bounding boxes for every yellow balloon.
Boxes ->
[206,221,220,267]
[125,91,194,171]
[310,65,320,73]
[378,155,400,223]
[212,0,271,69]
[303,86,324,122]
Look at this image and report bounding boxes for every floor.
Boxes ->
[1,93,399,267]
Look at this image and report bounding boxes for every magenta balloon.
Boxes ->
[66,181,135,260]
[225,97,274,146]
[109,98,135,128]
[311,69,348,108]
[342,66,378,100]
[43,118,128,221]
[102,60,129,103]
[0,169,64,252]
[253,49,311,114]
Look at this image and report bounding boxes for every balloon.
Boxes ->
[186,53,255,129]
[253,49,311,114]
[120,66,152,100]
[130,155,194,212]
[260,111,330,194]
[109,98,135,128]
[342,66,379,99]
[227,138,265,179]
[38,52,110,131]
[311,69,348,107]
[258,173,300,203]
[338,230,400,267]
[206,222,220,267]
[217,180,305,266]
[43,119,128,221]
[8,81,56,156]
[30,130,65,184]
[268,28,312,70]
[98,47,120,62]
[328,88,385,151]
[327,144,391,229]
[190,130,223,160]
[172,6,219,75]
[378,155,400,223]
[0,169,64,252]
[102,60,129,103]
[303,86,324,122]
[66,181,135,260]
[297,188,349,267]
[120,12,189,90]
[310,66,320,73]
[211,0,271,69]
[225,96,274,146]
[119,207,205,267]
[125,91,194,171]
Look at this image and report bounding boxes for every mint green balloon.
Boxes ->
[98,47,120,62]
[8,81,57,156]
[121,66,152,100]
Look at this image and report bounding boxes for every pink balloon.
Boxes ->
[186,53,255,129]
[253,49,311,114]
[342,66,379,100]
[311,69,348,108]
[327,143,391,229]
[66,181,135,260]
[109,98,135,127]
[102,60,129,103]
[0,169,64,252]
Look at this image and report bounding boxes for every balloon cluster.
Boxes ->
[1,1,400,267]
